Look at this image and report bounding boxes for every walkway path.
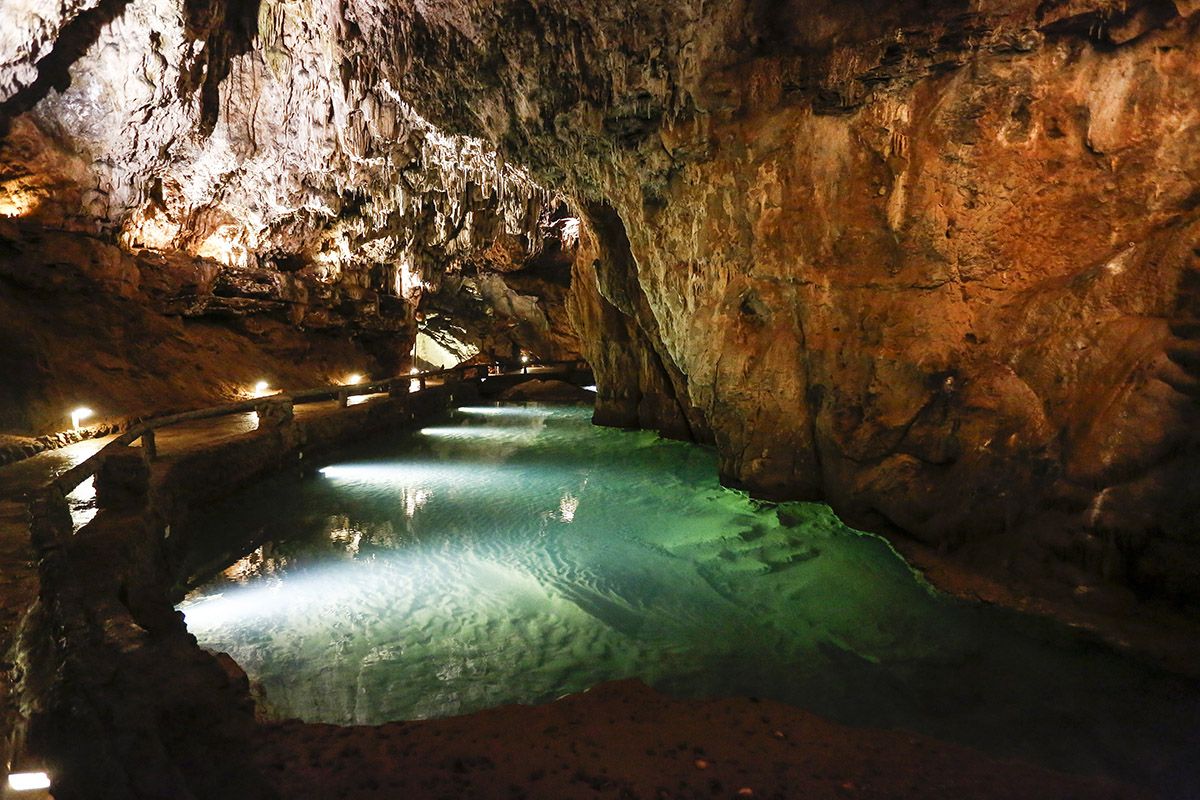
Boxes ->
[0,361,586,795]
[0,365,571,502]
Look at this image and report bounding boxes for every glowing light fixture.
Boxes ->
[70,407,94,430]
[252,381,271,398]
[409,368,419,375]
[521,355,530,364]
[345,373,364,385]
[8,772,51,791]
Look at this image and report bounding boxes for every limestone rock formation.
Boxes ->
[2,0,1199,606]
[0,0,571,430]
[0,216,410,432]
[383,0,1200,606]
[418,204,584,366]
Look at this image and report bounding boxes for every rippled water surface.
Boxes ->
[181,404,1199,793]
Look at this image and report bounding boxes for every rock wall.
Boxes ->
[386,0,1200,606]
[0,0,579,435]
[0,216,411,434]
[420,204,584,365]
[4,0,1199,604]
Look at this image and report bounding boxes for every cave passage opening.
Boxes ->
[178,402,1200,796]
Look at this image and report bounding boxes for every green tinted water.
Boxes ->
[181,404,1198,794]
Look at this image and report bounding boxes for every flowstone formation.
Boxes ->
[3,0,1199,606]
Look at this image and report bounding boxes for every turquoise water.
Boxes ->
[181,404,1199,794]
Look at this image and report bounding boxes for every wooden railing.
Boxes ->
[48,359,590,498]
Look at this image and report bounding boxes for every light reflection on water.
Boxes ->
[456,405,555,417]
[180,404,1199,794]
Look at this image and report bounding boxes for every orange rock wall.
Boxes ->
[396,0,1200,602]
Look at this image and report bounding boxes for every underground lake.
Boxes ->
[178,403,1200,796]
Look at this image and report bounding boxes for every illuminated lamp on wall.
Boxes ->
[70,407,94,430]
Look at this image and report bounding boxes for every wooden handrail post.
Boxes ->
[95,449,151,510]
[141,429,157,461]
[337,390,348,409]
